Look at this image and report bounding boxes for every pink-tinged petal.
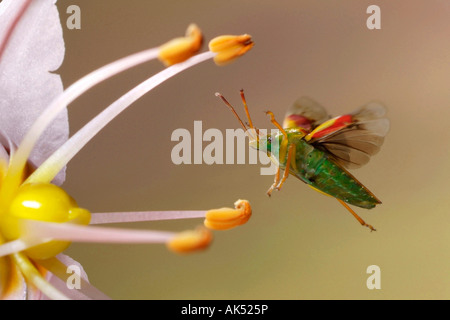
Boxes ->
[90,210,206,225]
[0,0,68,185]
[12,252,69,300]
[0,143,8,165]
[26,287,44,300]
[35,254,110,300]
[0,1,32,59]
[25,264,49,300]
[0,257,27,300]
[0,128,15,165]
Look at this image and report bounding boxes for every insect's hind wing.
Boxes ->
[309,101,390,170]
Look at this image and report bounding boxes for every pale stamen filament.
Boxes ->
[0,237,50,258]
[12,252,69,300]
[90,210,208,225]
[21,220,177,244]
[0,5,254,297]
[25,51,215,184]
[6,46,160,188]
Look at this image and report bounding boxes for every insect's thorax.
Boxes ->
[271,131,326,180]
[268,130,320,171]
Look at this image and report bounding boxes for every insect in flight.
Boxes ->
[216,90,390,231]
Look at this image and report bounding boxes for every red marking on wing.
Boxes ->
[308,114,353,139]
[283,114,313,131]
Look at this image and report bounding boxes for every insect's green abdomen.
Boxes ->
[308,154,380,209]
[278,133,380,209]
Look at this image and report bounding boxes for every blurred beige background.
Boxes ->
[56,0,450,299]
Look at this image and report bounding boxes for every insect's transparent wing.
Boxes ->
[310,102,390,169]
[283,96,330,132]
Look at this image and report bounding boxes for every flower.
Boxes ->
[0,0,253,300]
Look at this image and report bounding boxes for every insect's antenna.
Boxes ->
[240,89,259,142]
[239,90,256,131]
[239,89,259,143]
[215,92,250,134]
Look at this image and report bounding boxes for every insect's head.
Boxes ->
[250,132,286,163]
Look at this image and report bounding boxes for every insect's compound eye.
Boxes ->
[263,136,272,153]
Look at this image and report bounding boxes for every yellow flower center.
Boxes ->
[0,182,91,260]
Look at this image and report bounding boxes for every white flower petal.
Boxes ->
[38,254,111,300]
[0,128,15,165]
[0,260,27,300]
[0,0,68,185]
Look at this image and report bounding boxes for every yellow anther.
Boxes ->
[204,199,252,230]
[0,183,91,260]
[167,227,213,254]
[208,34,254,66]
[158,23,203,66]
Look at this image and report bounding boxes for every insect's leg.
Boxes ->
[275,143,295,191]
[265,111,294,194]
[337,199,376,232]
[267,166,281,197]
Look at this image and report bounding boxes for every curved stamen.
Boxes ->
[21,220,177,244]
[5,46,160,191]
[12,252,69,300]
[25,51,215,184]
[0,238,50,258]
